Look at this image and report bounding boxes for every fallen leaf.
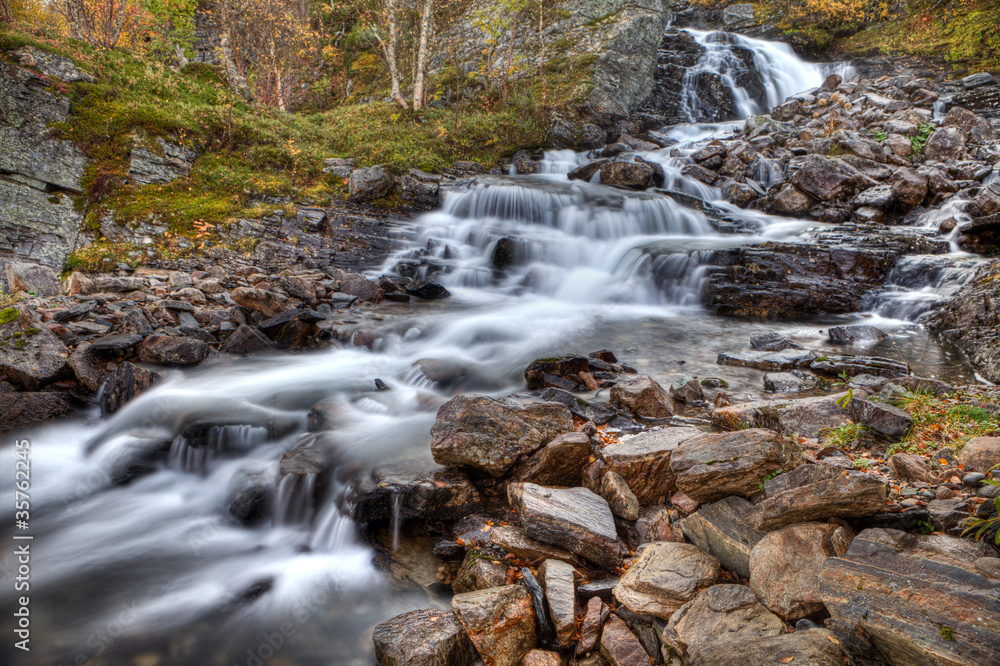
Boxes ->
[781,657,795,663]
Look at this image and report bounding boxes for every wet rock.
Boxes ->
[100,362,162,416]
[67,341,104,392]
[749,464,888,531]
[0,306,69,389]
[539,559,577,646]
[339,272,385,303]
[524,355,590,391]
[373,608,475,666]
[749,332,803,352]
[819,528,999,666]
[406,281,451,300]
[851,397,912,438]
[0,392,74,433]
[600,614,651,666]
[538,387,616,425]
[453,550,508,594]
[790,155,873,202]
[568,159,608,182]
[613,541,721,619]
[522,650,561,666]
[600,470,640,521]
[810,354,909,379]
[671,429,794,504]
[220,324,276,354]
[678,496,766,579]
[508,483,622,569]
[762,372,816,393]
[226,463,276,523]
[601,428,702,504]
[4,262,60,296]
[400,169,442,207]
[138,335,209,366]
[89,333,145,356]
[488,525,580,567]
[712,392,852,439]
[512,432,591,486]
[668,376,703,402]
[230,287,293,317]
[923,127,966,161]
[451,585,536,666]
[828,325,888,344]
[600,160,660,190]
[716,349,817,371]
[661,585,785,663]
[349,460,482,523]
[888,452,936,483]
[430,395,573,476]
[610,375,677,418]
[349,165,396,202]
[891,167,928,212]
[576,597,607,656]
[688,629,846,666]
[958,436,1000,473]
[768,183,814,216]
[749,522,853,620]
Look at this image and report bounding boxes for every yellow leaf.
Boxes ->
[781,658,795,664]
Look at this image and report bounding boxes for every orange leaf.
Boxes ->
[781,658,795,664]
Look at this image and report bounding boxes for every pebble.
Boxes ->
[963,472,986,487]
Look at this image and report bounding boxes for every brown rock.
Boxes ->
[599,615,652,666]
[576,597,607,656]
[451,585,537,666]
[230,287,293,317]
[670,429,794,504]
[512,432,591,486]
[521,650,561,666]
[891,167,928,212]
[0,305,70,389]
[372,608,475,666]
[688,629,846,666]
[431,395,573,477]
[613,542,720,619]
[678,496,765,579]
[610,375,677,418]
[749,522,853,620]
[453,550,509,594]
[539,559,577,646]
[888,452,936,483]
[600,470,640,521]
[488,525,580,567]
[601,428,702,504]
[138,335,209,366]
[509,483,622,569]
[958,436,1000,473]
[0,392,74,434]
[100,361,161,416]
[340,272,385,303]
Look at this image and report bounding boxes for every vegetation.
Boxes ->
[886,388,1000,454]
[821,422,870,449]
[962,468,1000,545]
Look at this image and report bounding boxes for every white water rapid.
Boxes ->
[0,28,981,666]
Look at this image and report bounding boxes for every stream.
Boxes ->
[0,27,986,666]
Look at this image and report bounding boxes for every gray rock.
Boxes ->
[763,372,816,393]
[610,374,677,418]
[539,559,577,646]
[451,585,536,666]
[509,483,622,569]
[322,157,356,178]
[0,392,74,434]
[678,496,766,579]
[373,608,475,666]
[4,262,59,296]
[671,429,794,504]
[962,72,995,90]
[687,629,847,666]
[819,529,999,666]
[722,3,755,27]
[749,332,803,352]
[14,46,94,82]
[453,551,508,594]
[349,165,396,202]
[220,324,276,355]
[602,427,702,504]
[749,522,853,620]
[790,155,873,202]
[711,392,852,439]
[0,305,69,389]
[828,325,888,344]
[851,397,913,437]
[669,376,704,402]
[431,395,573,477]
[662,585,785,663]
[749,464,887,531]
[138,335,209,366]
[100,362,161,416]
[128,138,196,185]
[717,349,817,371]
[613,541,721,619]
[924,126,967,161]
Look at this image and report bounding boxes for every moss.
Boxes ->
[940,626,955,641]
[0,308,18,325]
[12,339,27,349]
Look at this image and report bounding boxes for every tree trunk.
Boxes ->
[0,0,12,22]
[385,0,408,108]
[412,0,434,111]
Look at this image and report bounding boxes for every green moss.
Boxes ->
[940,626,955,641]
[0,308,17,326]
[24,328,40,336]
[12,339,27,349]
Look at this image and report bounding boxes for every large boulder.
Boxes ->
[512,432,591,486]
[230,287,293,317]
[687,629,847,666]
[451,585,536,666]
[138,335,209,366]
[599,160,661,190]
[430,396,573,476]
[0,392,74,433]
[891,167,928,212]
[790,155,873,202]
[349,165,396,202]
[601,427,702,504]
[661,585,785,663]
[4,262,60,296]
[613,541,721,619]
[372,609,475,666]
[100,362,162,415]
[923,127,966,161]
[669,429,795,504]
[509,483,622,569]
[749,522,853,620]
[749,463,888,531]
[348,461,482,523]
[711,392,853,439]
[819,529,1000,666]
[958,436,1000,473]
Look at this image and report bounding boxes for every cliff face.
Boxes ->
[0,50,91,288]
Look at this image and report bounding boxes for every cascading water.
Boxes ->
[0,27,981,666]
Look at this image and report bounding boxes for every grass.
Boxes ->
[884,388,1000,454]
[0,25,555,272]
[821,422,870,449]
